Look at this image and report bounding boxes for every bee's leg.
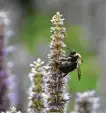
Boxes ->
[58,71,67,79]
[77,63,81,80]
[62,73,68,78]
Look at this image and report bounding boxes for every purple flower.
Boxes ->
[72,90,100,113]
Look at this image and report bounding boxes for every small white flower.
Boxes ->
[50,27,56,32]
[37,58,44,64]
[27,108,32,112]
[28,72,34,77]
[63,93,70,100]
[50,11,65,25]
[0,11,10,25]
[7,61,14,68]
[37,58,41,63]
[29,91,35,97]
[61,41,67,47]
[6,30,14,37]
[30,63,35,67]
[31,68,36,73]
[60,34,65,39]
[6,46,15,53]
[61,27,66,32]
[17,111,21,113]
[28,100,33,107]
[10,106,16,111]
[59,18,64,25]
[6,112,11,113]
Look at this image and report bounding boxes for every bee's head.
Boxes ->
[68,49,83,63]
[74,52,83,64]
[69,50,76,56]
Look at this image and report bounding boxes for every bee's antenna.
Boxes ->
[66,47,76,52]
[65,48,72,56]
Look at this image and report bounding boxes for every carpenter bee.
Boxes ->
[59,50,83,80]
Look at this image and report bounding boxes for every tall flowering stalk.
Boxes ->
[71,90,99,113]
[5,21,19,107]
[45,12,69,113]
[28,58,45,113]
[0,12,10,111]
[7,44,19,107]
[0,11,19,107]
[0,10,18,111]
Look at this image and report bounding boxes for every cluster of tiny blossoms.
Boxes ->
[71,90,99,113]
[43,12,70,113]
[49,12,66,62]
[1,106,21,113]
[28,58,45,113]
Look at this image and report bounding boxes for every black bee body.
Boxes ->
[59,50,82,80]
[59,61,77,74]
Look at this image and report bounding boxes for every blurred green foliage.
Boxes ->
[20,13,51,52]
[19,13,99,96]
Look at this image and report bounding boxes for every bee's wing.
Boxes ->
[77,63,81,80]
